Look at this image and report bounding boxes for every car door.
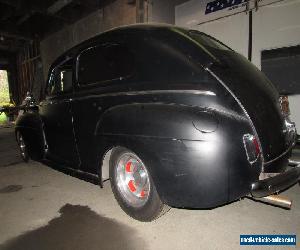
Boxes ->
[72,42,135,173]
[39,57,80,167]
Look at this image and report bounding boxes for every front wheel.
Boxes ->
[16,131,29,162]
[109,147,169,221]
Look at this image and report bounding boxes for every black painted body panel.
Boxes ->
[15,24,296,208]
[210,53,286,163]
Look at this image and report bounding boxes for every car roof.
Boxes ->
[49,24,188,70]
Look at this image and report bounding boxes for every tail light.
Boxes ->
[279,96,297,146]
[243,134,260,164]
[279,95,290,117]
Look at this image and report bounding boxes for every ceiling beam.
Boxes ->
[0,43,20,52]
[0,0,20,8]
[16,12,34,25]
[0,31,32,41]
[47,0,74,15]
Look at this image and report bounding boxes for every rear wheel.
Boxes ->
[16,131,29,162]
[109,147,169,221]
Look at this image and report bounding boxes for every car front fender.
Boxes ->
[15,112,45,160]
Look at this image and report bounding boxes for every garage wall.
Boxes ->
[175,0,251,57]
[40,0,136,80]
[40,0,189,83]
[187,13,249,57]
[147,0,188,24]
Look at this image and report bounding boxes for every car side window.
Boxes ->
[77,44,134,85]
[47,58,73,96]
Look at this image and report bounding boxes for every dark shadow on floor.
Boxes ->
[0,204,146,250]
[0,185,23,193]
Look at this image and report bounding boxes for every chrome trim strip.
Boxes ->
[205,67,265,170]
[73,89,216,101]
[121,90,216,96]
[264,118,296,165]
[264,142,295,165]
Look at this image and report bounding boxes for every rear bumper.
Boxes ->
[251,162,300,198]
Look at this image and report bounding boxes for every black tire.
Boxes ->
[109,146,169,222]
[16,131,29,162]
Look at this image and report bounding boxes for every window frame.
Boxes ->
[75,42,134,88]
[46,57,74,98]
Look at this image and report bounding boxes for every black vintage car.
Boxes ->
[15,24,300,221]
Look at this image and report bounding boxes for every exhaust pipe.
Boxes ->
[252,195,292,209]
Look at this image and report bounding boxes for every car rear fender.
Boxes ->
[94,103,263,207]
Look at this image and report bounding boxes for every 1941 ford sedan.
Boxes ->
[15,24,300,221]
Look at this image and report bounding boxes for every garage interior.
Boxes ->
[0,0,300,249]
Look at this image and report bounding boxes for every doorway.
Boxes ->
[0,70,10,124]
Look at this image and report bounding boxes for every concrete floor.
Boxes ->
[0,127,299,250]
